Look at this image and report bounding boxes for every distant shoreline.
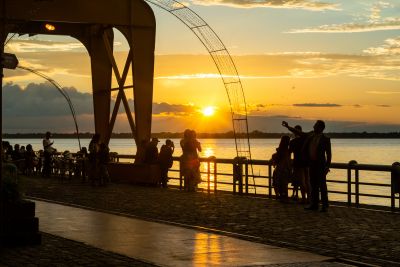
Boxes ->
[3,132,400,139]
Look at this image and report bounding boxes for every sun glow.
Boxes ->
[201,106,216,117]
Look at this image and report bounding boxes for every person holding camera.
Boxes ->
[42,131,56,177]
[159,139,175,188]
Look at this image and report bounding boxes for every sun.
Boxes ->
[201,106,216,117]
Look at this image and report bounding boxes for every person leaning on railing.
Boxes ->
[42,131,56,178]
[282,120,331,212]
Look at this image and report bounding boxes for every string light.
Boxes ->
[45,23,56,31]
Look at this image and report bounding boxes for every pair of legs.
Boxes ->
[42,151,52,177]
[273,169,289,201]
[160,167,169,188]
[184,168,200,192]
[293,167,310,203]
[309,162,328,209]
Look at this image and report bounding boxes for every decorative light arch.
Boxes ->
[146,0,253,163]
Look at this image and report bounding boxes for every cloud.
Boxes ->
[154,51,400,82]
[376,104,391,107]
[190,0,339,11]
[289,53,400,81]
[6,39,122,53]
[364,36,400,55]
[369,1,391,23]
[6,39,85,53]
[1,83,207,133]
[288,18,400,33]
[152,102,197,115]
[156,74,224,80]
[155,73,284,80]
[247,115,400,133]
[288,2,399,34]
[293,103,342,107]
[2,83,398,133]
[2,83,202,117]
[367,90,400,95]
[2,82,93,117]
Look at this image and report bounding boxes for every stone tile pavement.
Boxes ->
[0,232,154,267]
[14,176,400,266]
[32,200,335,266]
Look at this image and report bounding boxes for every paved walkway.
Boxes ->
[34,200,335,266]
[20,176,400,266]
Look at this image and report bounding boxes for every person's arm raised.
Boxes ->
[282,121,299,135]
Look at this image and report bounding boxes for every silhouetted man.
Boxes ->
[144,137,159,164]
[282,120,331,212]
[159,139,175,188]
[42,131,55,177]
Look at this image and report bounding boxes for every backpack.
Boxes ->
[159,145,173,168]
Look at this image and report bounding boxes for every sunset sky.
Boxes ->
[3,0,400,133]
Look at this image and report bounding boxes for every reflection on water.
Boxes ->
[7,138,400,165]
[202,146,214,158]
[199,146,217,190]
[193,233,222,265]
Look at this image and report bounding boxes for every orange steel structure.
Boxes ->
[0,0,156,153]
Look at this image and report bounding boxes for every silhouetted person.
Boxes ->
[42,131,55,177]
[1,141,8,162]
[88,134,100,185]
[159,139,175,188]
[289,125,310,203]
[12,144,25,172]
[98,143,110,185]
[25,144,38,176]
[144,138,159,164]
[11,144,21,161]
[283,120,332,212]
[76,147,88,182]
[180,129,202,192]
[6,143,13,161]
[271,135,291,202]
[2,141,12,162]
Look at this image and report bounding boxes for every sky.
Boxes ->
[3,0,400,133]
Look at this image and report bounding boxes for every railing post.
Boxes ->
[233,160,236,195]
[348,160,357,206]
[207,159,211,194]
[245,160,249,195]
[233,157,243,195]
[213,159,217,192]
[354,161,359,207]
[268,163,272,198]
[179,159,183,191]
[391,162,400,210]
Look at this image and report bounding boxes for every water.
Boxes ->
[5,138,400,207]
[6,138,400,165]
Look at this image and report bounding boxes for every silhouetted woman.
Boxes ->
[180,129,202,191]
[271,135,291,202]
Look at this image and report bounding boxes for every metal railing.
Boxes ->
[112,154,400,210]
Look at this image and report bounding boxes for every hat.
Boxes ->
[151,137,159,143]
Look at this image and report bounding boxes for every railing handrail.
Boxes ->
[113,154,396,172]
[110,153,400,210]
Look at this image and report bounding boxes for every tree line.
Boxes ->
[3,131,400,139]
